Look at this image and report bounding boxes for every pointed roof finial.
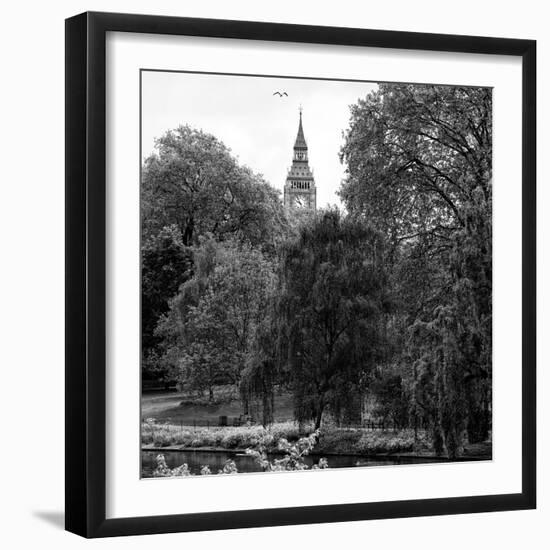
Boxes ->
[294,105,307,149]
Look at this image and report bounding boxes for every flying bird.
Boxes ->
[273,91,288,97]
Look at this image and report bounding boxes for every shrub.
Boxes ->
[141,420,304,450]
[316,429,362,453]
[220,432,242,449]
[218,459,238,474]
[153,454,192,477]
[142,421,431,456]
[246,430,329,472]
[152,454,233,477]
[355,430,429,454]
[315,428,430,455]
[151,432,330,477]
[271,421,303,442]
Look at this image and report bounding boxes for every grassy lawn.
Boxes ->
[141,388,294,425]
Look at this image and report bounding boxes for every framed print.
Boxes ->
[65,11,536,538]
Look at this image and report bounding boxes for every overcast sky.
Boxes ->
[141,71,378,208]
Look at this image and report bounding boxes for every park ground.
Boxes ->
[141,388,492,460]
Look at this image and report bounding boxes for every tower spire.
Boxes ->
[284,107,316,213]
[294,105,307,149]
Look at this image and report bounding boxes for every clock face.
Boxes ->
[293,194,308,209]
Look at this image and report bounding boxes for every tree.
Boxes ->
[141,126,289,381]
[141,225,192,380]
[141,125,286,250]
[275,209,390,429]
[156,236,275,405]
[240,295,281,427]
[340,84,492,247]
[370,369,410,429]
[340,84,492,455]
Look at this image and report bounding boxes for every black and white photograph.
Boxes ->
[0,0,544,544]
[140,71,493,478]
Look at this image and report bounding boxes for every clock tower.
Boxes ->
[283,108,316,213]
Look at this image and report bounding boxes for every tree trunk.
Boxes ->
[314,401,324,431]
[433,422,445,457]
[466,382,490,443]
[467,404,489,443]
[182,217,194,247]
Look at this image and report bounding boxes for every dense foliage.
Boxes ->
[141,126,285,380]
[142,85,492,461]
[340,84,492,456]
[141,225,192,378]
[273,210,389,429]
[156,236,275,402]
[141,125,285,247]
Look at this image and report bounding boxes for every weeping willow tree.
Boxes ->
[250,209,390,429]
[410,202,492,458]
[241,311,279,427]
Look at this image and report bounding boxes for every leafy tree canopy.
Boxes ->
[340,84,492,248]
[275,209,391,428]
[340,85,493,455]
[156,235,275,403]
[142,125,287,250]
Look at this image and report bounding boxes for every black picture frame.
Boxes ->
[65,11,536,538]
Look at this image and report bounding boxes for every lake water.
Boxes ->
[141,449,442,477]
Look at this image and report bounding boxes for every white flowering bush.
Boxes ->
[217,459,238,474]
[246,430,329,472]
[151,431,328,477]
[152,454,192,477]
[152,454,238,477]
